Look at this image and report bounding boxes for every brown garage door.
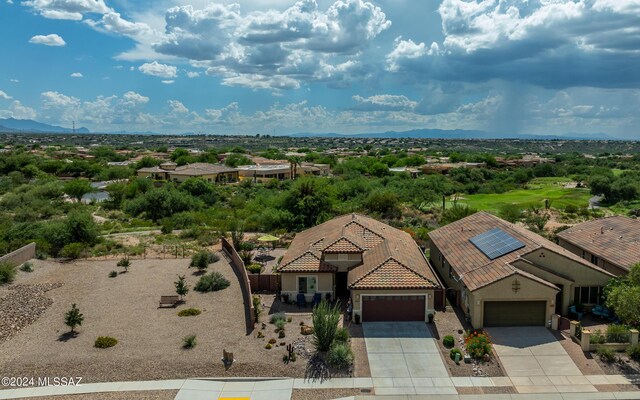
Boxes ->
[483,301,546,327]
[362,295,425,322]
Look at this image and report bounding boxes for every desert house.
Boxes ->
[277,214,443,322]
[429,212,614,328]
[557,215,640,276]
[137,162,239,183]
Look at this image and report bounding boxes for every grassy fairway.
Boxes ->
[448,177,592,213]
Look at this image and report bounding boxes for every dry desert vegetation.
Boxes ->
[0,256,308,384]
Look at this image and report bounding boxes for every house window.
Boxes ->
[298,276,317,294]
[573,286,603,305]
[590,254,599,265]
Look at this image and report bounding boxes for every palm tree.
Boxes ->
[288,156,302,180]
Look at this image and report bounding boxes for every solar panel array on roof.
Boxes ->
[469,228,525,260]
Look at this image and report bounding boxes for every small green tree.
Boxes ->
[117,257,131,272]
[65,303,84,333]
[63,179,94,202]
[312,300,341,352]
[175,275,189,301]
[606,264,640,327]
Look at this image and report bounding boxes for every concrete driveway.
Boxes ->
[487,327,597,393]
[363,322,454,395]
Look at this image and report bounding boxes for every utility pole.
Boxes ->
[72,120,76,134]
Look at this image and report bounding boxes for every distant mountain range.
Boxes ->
[0,118,90,134]
[289,128,618,141]
[0,118,621,140]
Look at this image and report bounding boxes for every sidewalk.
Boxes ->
[0,375,637,399]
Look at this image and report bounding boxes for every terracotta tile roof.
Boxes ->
[278,251,336,272]
[279,214,440,289]
[349,259,438,289]
[557,216,640,271]
[322,237,363,253]
[429,211,611,291]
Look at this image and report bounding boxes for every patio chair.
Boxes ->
[592,304,611,319]
[569,305,584,320]
[296,293,307,308]
[311,292,322,307]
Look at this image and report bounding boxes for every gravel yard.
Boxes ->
[431,308,505,377]
[0,257,307,385]
[22,391,178,400]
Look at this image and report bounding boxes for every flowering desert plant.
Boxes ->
[465,331,492,359]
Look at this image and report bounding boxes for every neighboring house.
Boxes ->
[137,162,239,183]
[277,214,443,322]
[389,166,420,178]
[429,212,613,328]
[300,162,330,176]
[557,216,640,276]
[237,164,291,182]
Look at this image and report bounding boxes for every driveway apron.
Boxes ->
[364,322,454,395]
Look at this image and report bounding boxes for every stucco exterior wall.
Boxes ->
[351,289,435,322]
[469,276,558,328]
[521,248,612,286]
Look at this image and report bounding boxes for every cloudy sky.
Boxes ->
[1,0,640,137]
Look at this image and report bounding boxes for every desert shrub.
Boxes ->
[182,334,197,349]
[312,300,341,352]
[265,343,272,349]
[178,308,201,317]
[627,344,640,360]
[239,249,253,265]
[465,331,492,359]
[207,252,220,263]
[0,262,16,284]
[20,262,33,272]
[606,324,630,343]
[450,348,463,361]
[335,327,349,343]
[564,204,579,214]
[279,330,286,338]
[108,270,118,278]
[246,263,262,274]
[190,251,211,271]
[194,272,230,292]
[597,346,616,363]
[60,242,86,259]
[270,312,287,324]
[269,338,277,344]
[443,335,455,349]
[326,342,354,368]
[275,319,286,332]
[95,336,118,348]
[590,330,605,344]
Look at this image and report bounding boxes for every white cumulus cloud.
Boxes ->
[70,72,83,78]
[138,61,178,78]
[351,94,417,111]
[23,0,111,20]
[29,34,66,46]
[0,90,12,100]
